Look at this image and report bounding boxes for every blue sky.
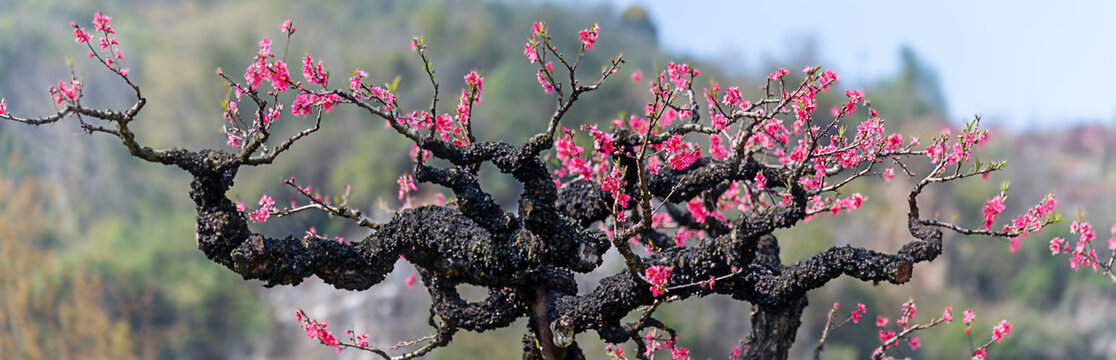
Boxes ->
[594,0,1116,129]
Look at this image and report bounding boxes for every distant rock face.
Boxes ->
[257,264,431,359]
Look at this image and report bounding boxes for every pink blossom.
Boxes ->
[673,227,698,248]
[754,171,767,189]
[644,265,672,297]
[464,71,484,92]
[530,22,544,37]
[907,337,921,351]
[844,89,863,104]
[257,37,272,58]
[536,66,553,94]
[991,320,1012,343]
[279,19,295,34]
[972,348,987,360]
[878,330,896,343]
[943,307,953,323]
[709,134,728,160]
[397,174,417,199]
[349,69,367,92]
[406,273,417,289]
[291,94,313,117]
[876,316,888,327]
[1009,237,1020,253]
[298,316,340,354]
[301,53,328,87]
[631,69,642,83]
[963,309,975,325]
[722,86,743,107]
[686,199,712,223]
[0,98,6,115]
[226,134,242,148]
[670,344,690,360]
[711,113,727,130]
[848,194,864,210]
[666,63,694,89]
[523,42,538,63]
[55,80,81,103]
[768,68,788,81]
[120,67,130,77]
[882,168,895,182]
[259,106,281,127]
[578,23,599,50]
[1050,237,1065,255]
[249,194,276,223]
[93,12,114,34]
[72,24,91,43]
[667,148,700,170]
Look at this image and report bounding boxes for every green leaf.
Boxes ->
[387,75,401,93]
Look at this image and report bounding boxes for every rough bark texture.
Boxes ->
[155,141,943,359]
[8,45,960,359]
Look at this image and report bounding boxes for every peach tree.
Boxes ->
[8,13,1111,360]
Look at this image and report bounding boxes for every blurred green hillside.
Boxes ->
[2,1,1115,359]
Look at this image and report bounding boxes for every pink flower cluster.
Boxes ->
[71,22,92,43]
[1002,194,1057,240]
[991,319,1012,343]
[686,198,724,224]
[349,69,367,92]
[600,166,631,220]
[523,22,545,64]
[841,90,863,115]
[455,71,484,127]
[768,68,788,81]
[722,86,743,108]
[279,19,295,34]
[536,61,554,94]
[397,174,417,200]
[554,128,592,180]
[291,92,341,117]
[301,53,329,87]
[243,37,292,93]
[839,302,866,324]
[344,329,369,348]
[871,300,970,357]
[49,80,82,105]
[296,311,340,354]
[248,194,276,223]
[1051,220,1112,272]
[963,308,975,333]
[895,299,917,329]
[578,23,599,50]
[924,126,988,167]
[644,265,672,297]
[664,62,697,89]
[605,345,626,360]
